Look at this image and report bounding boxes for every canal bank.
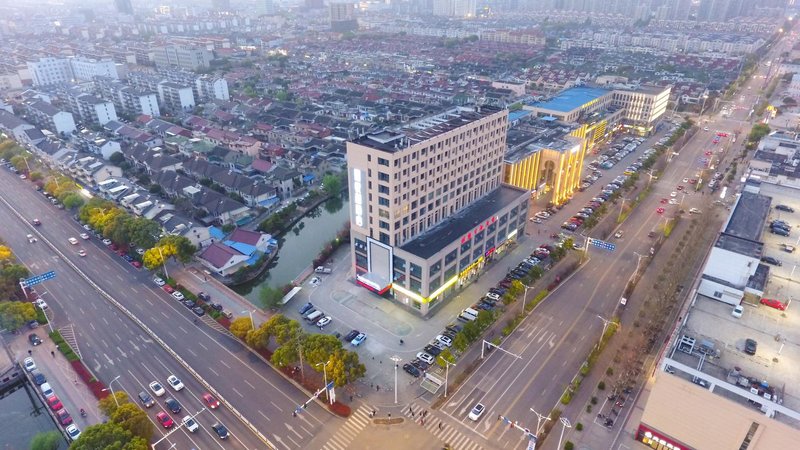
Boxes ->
[234,193,351,302]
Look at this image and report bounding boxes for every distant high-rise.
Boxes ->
[211,0,231,10]
[305,0,325,9]
[263,0,279,15]
[330,3,358,32]
[114,0,133,14]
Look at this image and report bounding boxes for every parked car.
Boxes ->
[344,330,360,342]
[65,424,81,441]
[23,357,36,372]
[351,333,367,346]
[29,333,42,346]
[761,256,782,266]
[48,395,63,411]
[403,363,421,377]
[298,302,314,314]
[56,409,73,426]
[760,298,787,311]
[744,338,758,355]
[417,352,434,365]
[775,204,795,213]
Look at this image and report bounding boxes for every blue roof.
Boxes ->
[223,241,257,256]
[209,226,225,240]
[508,110,531,122]
[531,87,610,113]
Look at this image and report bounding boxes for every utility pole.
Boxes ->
[557,417,572,450]
[390,355,401,404]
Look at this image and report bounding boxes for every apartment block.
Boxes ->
[0,71,23,91]
[95,78,160,117]
[27,57,73,86]
[65,91,118,125]
[70,56,119,82]
[25,100,77,136]
[195,75,229,101]
[151,44,213,71]
[330,2,358,32]
[347,106,529,315]
[157,82,196,112]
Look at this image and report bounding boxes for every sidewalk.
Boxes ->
[7,329,104,427]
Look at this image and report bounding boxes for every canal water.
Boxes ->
[234,193,350,302]
[0,382,67,449]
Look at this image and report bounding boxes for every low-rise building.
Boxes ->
[65,91,118,125]
[24,100,77,137]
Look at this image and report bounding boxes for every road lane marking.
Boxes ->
[232,387,244,397]
[219,360,230,368]
[244,379,255,390]
[270,401,282,411]
[258,410,271,422]
[89,322,95,331]
[208,367,219,377]
[178,325,187,334]
[198,342,208,351]
[130,286,138,293]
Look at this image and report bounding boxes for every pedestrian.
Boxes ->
[51,350,55,357]
[28,349,31,356]
[349,395,353,402]
[411,410,415,418]
[376,385,380,391]
[439,422,443,430]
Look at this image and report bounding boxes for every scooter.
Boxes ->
[80,409,87,418]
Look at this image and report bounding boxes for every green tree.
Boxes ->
[322,174,342,196]
[453,332,470,353]
[509,280,524,297]
[157,235,196,264]
[328,348,366,387]
[0,264,29,298]
[9,154,29,172]
[303,334,343,368]
[29,171,43,182]
[229,316,253,339]
[271,343,300,367]
[29,431,60,450]
[70,422,148,450]
[0,301,36,330]
[111,403,154,442]
[98,391,129,417]
[127,217,161,249]
[259,285,284,310]
[62,192,85,210]
[436,348,456,368]
[109,152,125,165]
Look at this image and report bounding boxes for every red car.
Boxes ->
[156,411,174,428]
[688,179,698,184]
[163,285,175,294]
[760,298,787,311]
[131,261,142,268]
[202,392,220,409]
[717,132,729,137]
[656,207,665,214]
[48,396,63,411]
[660,198,668,204]
[704,151,713,156]
[676,185,684,191]
[56,409,73,426]
[110,244,119,251]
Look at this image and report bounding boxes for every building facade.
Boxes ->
[25,101,77,136]
[27,57,73,86]
[151,45,213,71]
[70,57,119,82]
[157,82,196,112]
[611,85,671,133]
[65,92,118,125]
[347,106,529,315]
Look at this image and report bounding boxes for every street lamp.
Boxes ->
[595,315,618,352]
[156,246,168,279]
[102,375,122,407]
[557,417,572,450]
[390,355,401,404]
[617,197,629,222]
[240,309,256,331]
[521,282,534,314]
[315,359,333,405]
[438,356,456,397]
[530,407,551,439]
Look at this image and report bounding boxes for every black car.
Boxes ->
[183,299,196,308]
[775,204,795,213]
[31,370,46,385]
[165,397,182,414]
[744,339,758,355]
[210,303,224,311]
[489,287,506,295]
[410,358,429,371]
[192,307,205,316]
[298,302,314,315]
[138,391,155,408]
[197,292,211,302]
[344,330,360,342]
[761,256,782,266]
[403,363,421,377]
[445,324,462,334]
[29,333,42,346]
[212,423,229,439]
[424,344,442,357]
[441,329,457,339]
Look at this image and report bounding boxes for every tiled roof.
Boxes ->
[200,242,244,268]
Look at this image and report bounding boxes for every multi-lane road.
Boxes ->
[0,170,339,449]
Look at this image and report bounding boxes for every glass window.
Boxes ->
[393,256,406,271]
[487,222,496,234]
[378,157,389,166]
[460,255,471,270]
[354,238,367,253]
[429,276,441,293]
[409,277,422,293]
[499,213,508,225]
[378,197,390,206]
[460,240,472,253]
[409,263,422,279]
[473,247,482,260]
[355,253,368,268]
[485,235,495,250]
[445,249,458,265]
[444,265,457,280]
[474,230,484,242]
[430,260,441,276]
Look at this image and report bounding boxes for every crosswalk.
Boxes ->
[321,404,376,450]
[403,403,483,450]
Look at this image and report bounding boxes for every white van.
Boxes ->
[305,310,324,323]
[463,307,480,318]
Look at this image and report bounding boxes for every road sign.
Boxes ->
[21,271,56,288]
[588,238,616,251]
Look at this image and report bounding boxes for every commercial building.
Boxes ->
[24,100,77,137]
[347,106,529,315]
[329,2,358,32]
[151,45,213,71]
[611,85,670,133]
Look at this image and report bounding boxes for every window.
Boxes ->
[487,222,496,234]
[444,265,457,280]
[445,249,458,265]
[354,238,367,253]
[409,278,422,293]
[378,197,390,207]
[378,157,389,166]
[474,230,484,242]
[499,213,508,225]
[378,185,389,194]
[430,260,441,277]
[460,255,471,270]
[429,276,441,293]
[409,263,422,279]
[393,256,406,271]
[379,220,389,230]
[473,247,482,260]
[379,232,390,244]
[461,240,472,253]
[355,253,368,269]
[713,291,723,299]
[378,172,389,182]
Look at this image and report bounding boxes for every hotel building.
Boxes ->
[347,106,529,315]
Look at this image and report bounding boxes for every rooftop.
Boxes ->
[399,184,528,260]
[529,86,610,113]
[722,191,771,242]
[350,106,504,153]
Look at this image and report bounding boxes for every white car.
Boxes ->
[485,292,500,301]
[316,316,332,328]
[468,403,485,421]
[80,233,90,240]
[732,305,744,318]
[65,424,81,441]
[68,237,78,245]
[23,357,36,372]
[82,224,91,231]
[682,178,689,183]
[34,299,48,310]
[167,375,184,391]
[153,277,166,286]
[149,381,166,397]
[78,249,87,257]
[689,208,702,214]
[182,415,199,432]
[417,352,434,365]
[614,230,624,239]
[171,291,185,301]
[435,335,452,347]
[670,191,677,198]
[102,238,112,245]
[309,277,321,287]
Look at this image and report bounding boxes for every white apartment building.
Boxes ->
[95,78,160,117]
[69,56,119,81]
[347,106,529,315]
[151,45,212,70]
[25,101,76,136]
[27,57,73,86]
[157,82,196,112]
[196,76,229,101]
[66,92,118,125]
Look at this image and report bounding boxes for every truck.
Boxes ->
[314,266,332,274]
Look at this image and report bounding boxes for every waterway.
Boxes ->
[0,381,67,449]
[234,193,350,303]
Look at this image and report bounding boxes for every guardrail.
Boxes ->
[0,196,276,450]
